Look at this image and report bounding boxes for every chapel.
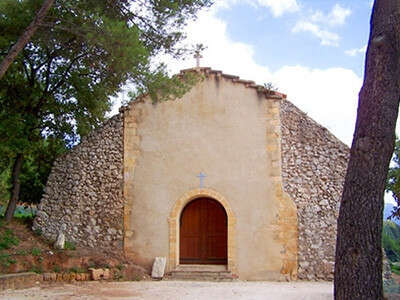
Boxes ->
[33,67,349,281]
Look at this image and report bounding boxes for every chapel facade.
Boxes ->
[33,67,349,281]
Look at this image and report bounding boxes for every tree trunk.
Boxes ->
[334,1,400,299]
[0,0,54,80]
[5,154,24,222]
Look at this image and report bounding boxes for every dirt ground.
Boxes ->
[0,219,148,280]
[0,280,334,300]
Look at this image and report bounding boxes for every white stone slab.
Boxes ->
[151,257,166,279]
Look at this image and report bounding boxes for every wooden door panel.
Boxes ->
[207,237,227,259]
[180,198,227,264]
[180,237,201,259]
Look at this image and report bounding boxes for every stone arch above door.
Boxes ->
[168,188,237,274]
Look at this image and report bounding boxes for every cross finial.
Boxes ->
[194,52,202,68]
[197,172,206,188]
[193,43,205,68]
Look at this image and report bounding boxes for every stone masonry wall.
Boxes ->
[280,100,349,280]
[33,114,124,249]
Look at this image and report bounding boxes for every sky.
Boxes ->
[114,0,397,203]
[160,0,375,146]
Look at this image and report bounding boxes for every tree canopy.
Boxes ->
[0,0,211,220]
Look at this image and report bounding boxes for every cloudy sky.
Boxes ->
[115,1,397,202]
[162,0,376,146]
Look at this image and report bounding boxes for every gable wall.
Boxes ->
[123,74,292,280]
[280,100,349,280]
[33,114,124,249]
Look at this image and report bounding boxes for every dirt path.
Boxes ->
[0,281,333,300]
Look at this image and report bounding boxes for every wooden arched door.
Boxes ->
[179,198,227,264]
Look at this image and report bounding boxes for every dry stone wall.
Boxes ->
[280,100,349,280]
[33,114,124,249]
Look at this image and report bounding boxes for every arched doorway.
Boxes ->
[179,198,227,264]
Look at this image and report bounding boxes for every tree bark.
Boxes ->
[0,0,54,80]
[334,1,400,299]
[5,154,24,222]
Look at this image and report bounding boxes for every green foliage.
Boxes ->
[0,252,16,268]
[64,241,76,250]
[31,247,41,256]
[69,266,85,273]
[386,137,400,219]
[0,229,19,250]
[18,139,67,206]
[0,227,19,268]
[16,249,27,256]
[33,228,42,236]
[0,0,210,218]
[29,265,43,274]
[383,221,400,262]
[53,265,61,273]
[392,263,400,275]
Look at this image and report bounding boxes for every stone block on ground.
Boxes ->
[152,257,166,279]
[54,232,65,249]
[89,268,110,280]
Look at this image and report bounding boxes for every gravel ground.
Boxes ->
[0,280,333,300]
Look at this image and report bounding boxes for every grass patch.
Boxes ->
[69,266,86,273]
[391,263,400,275]
[53,265,61,273]
[0,228,19,250]
[16,249,27,256]
[64,241,76,250]
[29,265,43,274]
[0,253,16,268]
[31,247,41,256]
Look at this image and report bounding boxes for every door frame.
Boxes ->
[168,188,237,274]
[179,197,228,265]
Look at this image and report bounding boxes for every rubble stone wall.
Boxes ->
[280,100,349,280]
[33,114,124,249]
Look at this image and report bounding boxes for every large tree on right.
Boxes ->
[334,1,400,299]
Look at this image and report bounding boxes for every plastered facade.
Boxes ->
[123,69,298,280]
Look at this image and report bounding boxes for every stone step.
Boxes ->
[165,270,236,282]
[175,264,227,272]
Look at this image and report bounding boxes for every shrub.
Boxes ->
[31,247,41,256]
[64,241,76,250]
[29,265,43,274]
[53,265,61,273]
[0,252,16,267]
[0,229,19,250]
[16,249,27,255]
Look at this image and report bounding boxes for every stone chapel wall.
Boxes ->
[33,114,124,249]
[280,100,349,280]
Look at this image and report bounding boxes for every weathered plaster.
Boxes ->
[123,73,288,280]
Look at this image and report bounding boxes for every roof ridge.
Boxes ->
[179,67,287,99]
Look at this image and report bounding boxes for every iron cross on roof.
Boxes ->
[194,52,202,68]
[197,172,206,188]
[193,43,205,68]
